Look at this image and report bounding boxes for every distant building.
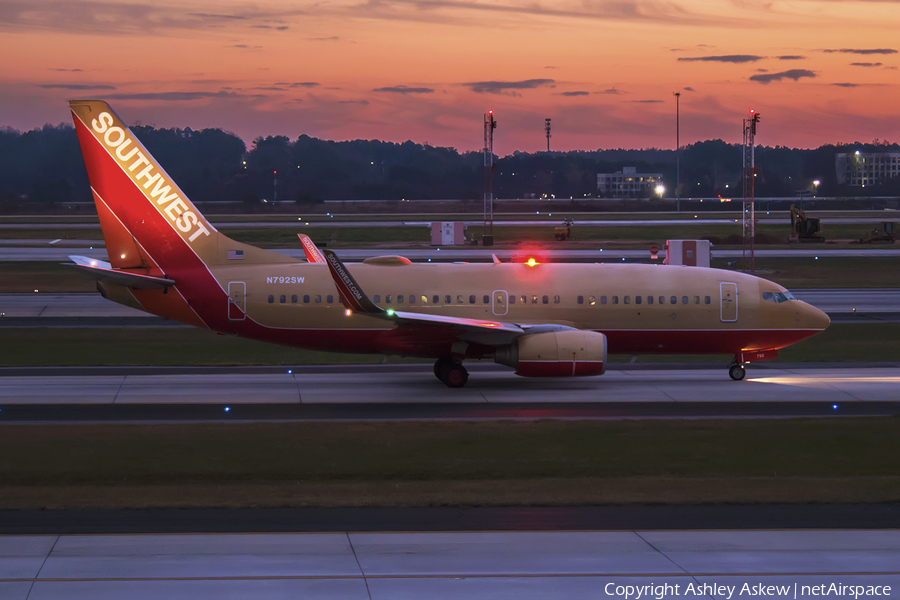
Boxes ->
[836,151,900,187]
[597,166,663,197]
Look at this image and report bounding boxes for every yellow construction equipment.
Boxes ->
[860,221,896,243]
[554,217,574,241]
[788,206,824,243]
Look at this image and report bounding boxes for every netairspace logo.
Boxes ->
[603,582,892,600]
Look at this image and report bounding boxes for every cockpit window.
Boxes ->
[763,291,794,303]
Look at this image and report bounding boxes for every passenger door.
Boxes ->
[228,281,246,321]
[720,282,738,322]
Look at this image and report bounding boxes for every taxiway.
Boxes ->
[1,529,898,600]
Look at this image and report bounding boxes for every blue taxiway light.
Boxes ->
[287,370,292,374]
[833,404,838,410]
[224,407,230,412]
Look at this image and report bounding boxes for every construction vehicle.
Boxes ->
[554,217,574,241]
[860,221,896,243]
[788,206,824,243]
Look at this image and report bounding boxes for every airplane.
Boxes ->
[66,99,830,387]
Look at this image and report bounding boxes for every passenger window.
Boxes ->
[385,295,392,304]
[542,295,549,304]
[445,295,452,304]
[457,295,464,304]
[600,296,607,305]
[553,295,560,304]
[532,295,538,304]
[374,295,381,303]
[409,295,415,304]
[422,295,428,304]
[433,295,439,304]
[659,296,665,305]
[469,295,476,304]
[694,296,700,304]
[279,295,286,304]
[483,295,490,304]
[670,296,677,304]
[648,296,654,305]
[577,296,583,305]
[315,295,322,303]
[589,295,596,306]
[682,296,688,305]
[521,296,527,305]
[624,296,631,305]
[511,295,517,304]
[268,295,274,304]
[303,295,310,304]
[635,296,642,305]
[612,296,619,305]
[291,295,298,304]
[705,296,711,304]
[397,295,404,303]
[327,295,334,304]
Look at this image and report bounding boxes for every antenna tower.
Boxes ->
[483,111,497,247]
[742,110,760,272]
[545,118,551,152]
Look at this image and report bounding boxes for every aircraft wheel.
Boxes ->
[434,357,452,381]
[729,364,746,381]
[443,364,469,388]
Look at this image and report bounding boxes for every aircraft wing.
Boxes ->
[321,249,573,347]
[66,255,175,289]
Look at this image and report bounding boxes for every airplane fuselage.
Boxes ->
[202,260,827,359]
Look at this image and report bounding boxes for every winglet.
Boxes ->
[321,249,383,314]
[298,234,326,263]
[492,253,501,265]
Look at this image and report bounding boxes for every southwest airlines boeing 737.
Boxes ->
[66,100,830,387]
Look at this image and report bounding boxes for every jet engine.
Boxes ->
[494,330,607,377]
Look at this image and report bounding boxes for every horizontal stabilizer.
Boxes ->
[66,255,175,289]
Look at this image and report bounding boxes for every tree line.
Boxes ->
[1,123,897,212]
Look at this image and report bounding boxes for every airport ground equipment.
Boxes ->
[788,206,825,243]
[860,221,896,243]
[554,217,574,241]
[664,240,711,267]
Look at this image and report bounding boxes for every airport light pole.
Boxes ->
[673,92,681,211]
[483,111,497,247]
[545,118,551,152]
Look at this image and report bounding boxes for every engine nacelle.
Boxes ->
[494,330,607,377]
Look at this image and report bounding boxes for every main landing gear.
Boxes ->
[728,363,746,381]
[434,357,469,388]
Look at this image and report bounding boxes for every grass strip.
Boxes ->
[1,419,897,508]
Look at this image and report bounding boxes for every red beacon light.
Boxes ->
[525,257,539,267]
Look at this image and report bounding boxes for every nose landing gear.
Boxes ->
[729,363,746,381]
[433,357,469,388]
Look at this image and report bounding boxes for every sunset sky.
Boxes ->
[2,0,899,154]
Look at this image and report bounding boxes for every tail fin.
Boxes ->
[69,99,291,270]
[298,234,327,263]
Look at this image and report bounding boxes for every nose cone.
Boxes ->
[801,301,831,331]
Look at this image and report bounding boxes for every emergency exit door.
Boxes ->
[228,281,246,321]
[720,282,738,322]
[492,290,508,316]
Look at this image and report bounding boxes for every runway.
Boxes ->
[2,246,900,262]
[1,530,898,600]
[1,365,899,422]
